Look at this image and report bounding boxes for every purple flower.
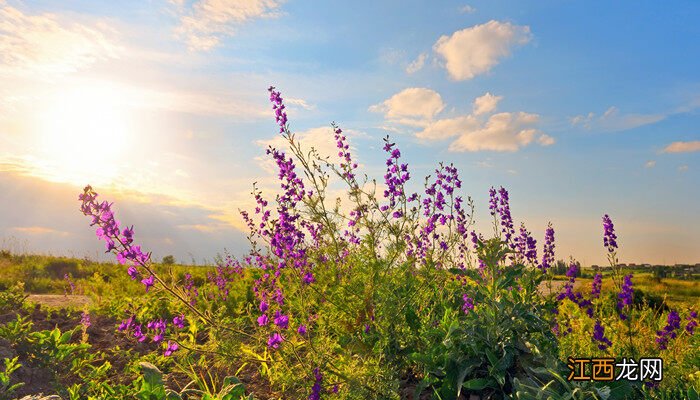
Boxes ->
[514,223,537,265]
[164,341,179,356]
[333,124,357,182]
[297,324,307,335]
[309,367,322,400]
[141,275,155,292]
[462,294,474,314]
[686,310,698,335]
[617,274,634,320]
[267,332,284,349]
[173,314,185,329]
[488,187,515,246]
[118,316,134,332]
[602,214,618,252]
[80,311,91,328]
[79,186,153,284]
[539,223,555,271]
[183,273,199,305]
[268,86,288,133]
[302,271,315,285]
[127,265,139,280]
[273,310,289,329]
[147,319,167,342]
[64,274,76,295]
[592,320,612,350]
[257,314,269,326]
[381,137,414,212]
[591,273,602,299]
[656,310,682,350]
[557,262,579,302]
[133,325,147,342]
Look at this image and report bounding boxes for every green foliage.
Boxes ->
[0,281,27,313]
[0,356,24,398]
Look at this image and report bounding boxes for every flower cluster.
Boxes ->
[556,262,579,302]
[173,314,185,329]
[381,137,412,215]
[590,273,602,299]
[602,214,618,253]
[412,163,468,264]
[207,254,243,301]
[514,223,537,265]
[164,341,179,356]
[334,123,357,182]
[64,273,75,296]
[686,311,698,335]
[80,311,91,328]
[656,310,681,350]
[539,223,555,271]
[183,273,199,305]
[79,185,152,292]
[268,86,288,133]
[556,262,594,317]
[309,367,323,400]
[117,316,176,355]
[462,294,474,314]
[617,274,634,320]
[489,187,515,247]
[592,320,613,350]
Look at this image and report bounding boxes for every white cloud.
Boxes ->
[374,88,552,152]
[537,134,555,146]
[0,4,120,77]
[645,160,656,168]
[433,20,531,81]
[417,115,480,140]
[459,5,476,14]
[174,0,284,51]
[571,106,665,132]
[663,140,700,153]
[380,47,406,65]
[286,97,316,110]
[369,87,445,121]
[11,226,69,236]
[473,92,502,115]
[406,53,427,74]
[678,165,689,172]
[448,112,544,152]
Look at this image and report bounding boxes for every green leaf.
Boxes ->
[461,378,493,391]
[455,359,481,398]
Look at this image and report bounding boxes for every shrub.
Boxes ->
[76,87,699,399]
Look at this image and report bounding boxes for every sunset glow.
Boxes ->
[32,84,134,186]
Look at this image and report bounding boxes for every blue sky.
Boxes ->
[0,0,698,265]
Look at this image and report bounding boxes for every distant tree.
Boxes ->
[162,255,176,265]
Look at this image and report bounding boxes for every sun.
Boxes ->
[34,84,134,186]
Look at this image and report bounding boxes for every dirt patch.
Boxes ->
[27,295,91,309]
[1,303,162,398]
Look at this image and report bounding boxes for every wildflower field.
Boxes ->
[0,88,698,400]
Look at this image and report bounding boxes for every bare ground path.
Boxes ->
[27,294,91,308]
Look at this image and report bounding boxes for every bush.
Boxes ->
[44,259,80,279]
[73,87,699,399]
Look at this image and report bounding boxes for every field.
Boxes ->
[0,251,700,399]
[1,90,699,400]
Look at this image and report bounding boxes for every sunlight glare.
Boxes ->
[35,85,134,185]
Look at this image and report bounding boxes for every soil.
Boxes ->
[0,301,164,399]
[0,297,278,400]
[26,295,91,309]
